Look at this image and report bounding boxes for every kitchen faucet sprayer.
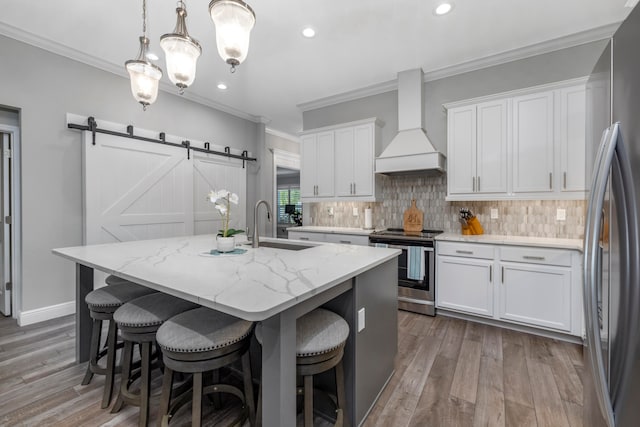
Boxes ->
[252,200,273,248]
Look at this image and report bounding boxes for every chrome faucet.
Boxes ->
[252,200,273,248]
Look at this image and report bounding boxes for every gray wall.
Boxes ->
[0,35,261,313]
[303,40,609,153]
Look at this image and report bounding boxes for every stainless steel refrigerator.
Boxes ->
[584,4,640,426]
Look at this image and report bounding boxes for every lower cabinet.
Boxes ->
[436,255,494,317]
[288,230,369,246]
[436,240,582,337]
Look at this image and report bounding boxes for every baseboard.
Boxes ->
[18,301,75,326]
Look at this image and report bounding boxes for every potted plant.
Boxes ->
[207,189,243,252]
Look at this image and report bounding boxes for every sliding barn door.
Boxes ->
[83,132,194,245]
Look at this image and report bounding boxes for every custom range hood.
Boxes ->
[375,69,446,175]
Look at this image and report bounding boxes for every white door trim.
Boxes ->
[272,149,300,237]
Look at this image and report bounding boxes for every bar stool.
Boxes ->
[111,293,199,427]
[256,308,350,427]
[81,279,156,408]
[156,307,256,427]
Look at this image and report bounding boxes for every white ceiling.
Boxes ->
[0,0,633,136]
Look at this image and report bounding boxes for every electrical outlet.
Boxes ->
[490,208,499,219]
[357,308,365,332]
[557,208,566,221]
[353,207,359,216]
[328,207,334,216]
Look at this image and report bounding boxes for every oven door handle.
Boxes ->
[387,244,434,252]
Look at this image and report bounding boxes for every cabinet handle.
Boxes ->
[472,177,476,192]
[455,250,473,254]
[353,182,356,194]
[477,176,481,192]
[501,266,504,283]
[523,255,545,261]
[564,172,567,189]
[299,237,310,241]
[339,240,351,244]
[489,265,492,282]
[549,172,553,190]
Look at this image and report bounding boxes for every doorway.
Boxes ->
[272,150,300,238]
[0,125,18,317]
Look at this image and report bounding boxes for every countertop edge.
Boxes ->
[435,232,584,251]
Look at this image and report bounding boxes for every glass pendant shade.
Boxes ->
[125,37,163,109]
[161,2,201,93]
[209,0,256,70]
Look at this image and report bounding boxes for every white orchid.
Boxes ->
[207,189,241,237]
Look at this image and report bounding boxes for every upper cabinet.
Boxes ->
[300,118,383,202]
[445,78,587,201]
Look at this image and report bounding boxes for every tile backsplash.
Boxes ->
[306,174,586,239]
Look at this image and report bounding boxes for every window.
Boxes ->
[277,186,302,223]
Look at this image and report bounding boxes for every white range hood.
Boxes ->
[375,69,446,175]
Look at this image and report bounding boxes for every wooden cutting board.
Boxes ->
[403,199,423,232]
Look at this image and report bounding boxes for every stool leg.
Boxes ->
[242,351,256,426]
[81,318,102,385]
[192,372,203,427]
[158,366,174,426]
[139,341,152,427]
[256,383,262,427]
[304,375,313,427]
[101,320,118,408]
[335,360,348,427]
[211,369,221,409]
[112,340,133,413]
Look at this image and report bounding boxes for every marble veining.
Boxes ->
[53,234,400,321]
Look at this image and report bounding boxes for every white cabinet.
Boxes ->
[300,132,334,199]
[301,118,383,202]
[558,85,587,193]
[448,101,508,196]
[288,230,369,246]
[512,91,555,193]
[445,78,587,201]
[436,240,583,337]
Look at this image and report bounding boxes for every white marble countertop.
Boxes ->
[286,226,381,235]
[435,232,583,251]
[53,235,400,321]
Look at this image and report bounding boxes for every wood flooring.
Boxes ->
[0,311,585,426]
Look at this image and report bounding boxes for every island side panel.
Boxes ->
[354,257,398,424]
[76,263,94,363]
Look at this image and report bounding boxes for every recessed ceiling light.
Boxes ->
[146,52,159,61]
[302,27,316,38]
[434,2,453,15]
[217,83,227,90]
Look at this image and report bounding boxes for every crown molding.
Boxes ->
[0,22,261,124]
[298,22,620,112]
[266,127,300,142]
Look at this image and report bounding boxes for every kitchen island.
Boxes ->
[53,235,400,427]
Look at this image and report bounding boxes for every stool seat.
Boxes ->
[157,307,253,354]
[114,292,199,331]
[105,274,137,286]
[156,308,256,427]
[85,283,156,313]
[256,308,349,356]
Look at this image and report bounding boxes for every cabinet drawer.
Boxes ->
[324,234,369,246]
[288,231,326,242]
[437,242,494,259]
[500,246,571,267]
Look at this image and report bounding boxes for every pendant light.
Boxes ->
[208,0,256,73]
[125,0,163,110]
[161,1,202,94]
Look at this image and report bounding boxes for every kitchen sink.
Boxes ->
[245,241,313,251]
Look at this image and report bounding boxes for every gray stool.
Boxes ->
[256,308,350,427]
[156,307,256,427]
[81,280,156,408]
[105,274,137,286]
[111,293,199,427]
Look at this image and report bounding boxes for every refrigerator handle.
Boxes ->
[584,123,618,427]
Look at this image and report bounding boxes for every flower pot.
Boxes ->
[216,236,236,253]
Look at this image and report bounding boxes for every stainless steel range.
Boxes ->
[369,228,442,316]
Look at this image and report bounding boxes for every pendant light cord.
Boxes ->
[142,0,147,38]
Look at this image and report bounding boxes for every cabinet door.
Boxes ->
[288,231,325,242]
[436,255,493,317]
[476,100,508,193]
[500,262,571,332]
[335,128,355,197]
[559,85,586,193]
[315,131,335,197]
[353,124,374,196]
[512,91,555,193]
[300,135,317,198]
[447,106,476,195]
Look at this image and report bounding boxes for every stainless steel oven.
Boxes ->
[369,229,441,316]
